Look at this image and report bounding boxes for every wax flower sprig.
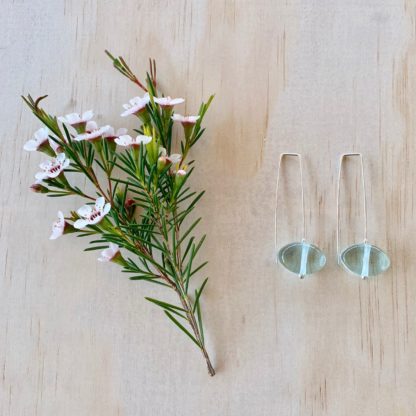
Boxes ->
[22,52,216,376]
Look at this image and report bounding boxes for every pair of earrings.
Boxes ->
[274,152,391,279]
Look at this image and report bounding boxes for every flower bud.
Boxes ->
[30,183,49,193]
[157,156,168,172]
[125,198,136,218]
[125,198,135,209]
[175,169,187,187]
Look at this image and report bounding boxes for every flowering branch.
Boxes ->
[22,52,215,376]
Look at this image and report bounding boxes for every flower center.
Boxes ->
[49,164,61,173]
[89,210,101,221]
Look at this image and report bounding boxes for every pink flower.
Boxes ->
[115,134,152,147]
[121,94,150,117]
[58,110,94,126]
[154,96,185,108]
[171,114,200,125]
[73,197,111,229]
[103,126,128,141]
[23,127,49,151]
[35,153,70,183]
[74,121,111,142]
[50,211,66,240]
[98,243,120,262]
[159,147,181,165]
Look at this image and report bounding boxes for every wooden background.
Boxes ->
[1,0,415,414]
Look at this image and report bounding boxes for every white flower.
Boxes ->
[159,147,181,164]
[115,134,152,147]
[154,96,185,108]
[98,243,120,262]
[58,110,94,126]
[171,114,200,125]
[102,126,128,140]
[74,121,111,141]
[50,211,66,240]
[73,197,111,229]
[23,127,49,151]
[176,169,187,176]
[120,94,150,117]
[35,153,70,183]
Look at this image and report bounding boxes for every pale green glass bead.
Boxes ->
[340,242,390,278]
[278,241,326,278]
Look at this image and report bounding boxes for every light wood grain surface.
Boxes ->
[1,0,415,415]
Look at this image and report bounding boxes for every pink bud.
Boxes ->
[30,184,49,193]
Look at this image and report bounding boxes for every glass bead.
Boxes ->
[278,241,326,278]
[340,242,390,278]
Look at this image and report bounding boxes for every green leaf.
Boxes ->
[178,217,202,247]
[193,277,209,313]
[195,289,205,345]
[164,311,201,348]
[145,297,186,313]
[84,245,108,251]
[189,261,209,279]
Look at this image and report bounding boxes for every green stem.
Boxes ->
[142,185,214,375]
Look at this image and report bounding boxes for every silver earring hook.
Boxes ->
[336,153,368,263]
[274,153,306,261]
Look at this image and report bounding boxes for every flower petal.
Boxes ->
[103,126,115,137]
[99,125,111,135]
[82,110,94,121]
[73,219,88,229]
[101,248,114,259]
[77,204,92,218]
[171,114,184,122]
[135,135,152,145]
[89,213,104,225]
[103,203,111,216]
[86,120,98,132]
[95,197,105,210]
[35,172,48,182]
[170,98,185,105]
[115,135,132,146]
[23,140,39,151]
[49,229,63,240]
[169,154,182,164]
[34,127,49,141]
[116,128,128,136]
[64,113,81,124]
[109,243,119,252]
[49,138,61,153]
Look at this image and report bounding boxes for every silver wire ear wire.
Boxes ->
[336,153,368,264]
[274,153,306,263]
[274,153,326,278]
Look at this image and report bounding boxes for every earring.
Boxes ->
[274,153,326,278]
[336,153,390,279]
